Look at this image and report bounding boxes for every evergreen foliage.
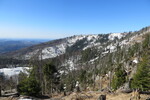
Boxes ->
[43,62,60,94]
[111,65,126,90]
[14,27,150,95]
[81,48,98,62]
[60,71,77,91]
[43,62,58,80]
[17,75,41,96]
[66,38,88,53]
[142,33,150,48]
[131,55,150,91]
[131,35,150,91]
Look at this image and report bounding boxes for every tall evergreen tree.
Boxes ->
[111,65,126,90]
[131,55,150,91]
[131,34,150,91]
[43,62,59,94]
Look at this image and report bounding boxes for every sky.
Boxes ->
[0,0,150,39]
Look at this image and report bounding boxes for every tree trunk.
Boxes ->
[100,76,102,91]
[44,78,47,94]
[108,71,111,90]
[0,85,1,96]
[51,81,53,95]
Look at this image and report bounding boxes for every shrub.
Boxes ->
[17,76,41,96]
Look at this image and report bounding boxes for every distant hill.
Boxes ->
[0,39,50,54]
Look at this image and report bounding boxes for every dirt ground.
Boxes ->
[61,91,150,100]
[0,91,150,100]
[0,97,18,100]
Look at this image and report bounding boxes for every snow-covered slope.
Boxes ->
[4,26,150,61]
[108,33,124,40]
[23,33,127,59]
[0,67,29,76]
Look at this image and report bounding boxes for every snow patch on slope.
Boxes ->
[24,35,100,59]
[42,44,66,59]
[108,33,123,40]
[0,67,29,76]
[67,35,86,46]
[23,33,128,59]
[87,35,98,41]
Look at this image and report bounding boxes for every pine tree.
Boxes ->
[131,34,150,91]
[17,74,41,96]
[111,65,126,90]
[131,55,150,91]
[43,62,59,94]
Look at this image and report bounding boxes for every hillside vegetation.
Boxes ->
[1,26,150,99]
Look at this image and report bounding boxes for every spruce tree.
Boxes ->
[131,34,150,91]
[111,65,126,90]
[131,55,150,91]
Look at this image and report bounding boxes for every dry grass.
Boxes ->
[62,91,150,100]
[0,92,149,100]
[0,97,18,100]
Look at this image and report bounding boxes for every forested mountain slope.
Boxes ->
[3,26,150,69]
[1,26,150,99]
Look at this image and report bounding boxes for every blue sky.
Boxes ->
[0,0,150,39]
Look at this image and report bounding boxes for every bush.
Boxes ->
[17,76,41,96]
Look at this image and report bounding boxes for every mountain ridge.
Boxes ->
[2,33,128,59]
[2,26,150,66]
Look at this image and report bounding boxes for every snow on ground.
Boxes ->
[0,67,29,76]
[68,60,76,70]
[108,33,123,40]
[23,33,128,60]
[89,57,99,63]
[120,39,129,46]
[106,44,116,53]
[41,35,100,59]
[67,35,86,46]
[86,35,98,41]
[18,97,33,100]
[40,35,99,59]
[62,59,77,71]
[133,59,138,64]
[24,35,87,59]
[24,49,39,59]
[101,51,109,55]
[42,43,66,59]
